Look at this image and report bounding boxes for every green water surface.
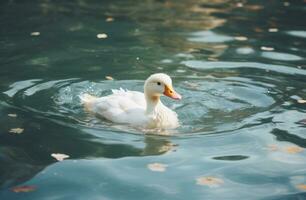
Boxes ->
[0,0,306,199]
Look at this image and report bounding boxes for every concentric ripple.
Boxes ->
[1,66,292,136]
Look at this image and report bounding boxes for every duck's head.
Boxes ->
[144,73,182,100]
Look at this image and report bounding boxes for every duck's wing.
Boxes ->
[111,88,146,108]
[80,89,147,124]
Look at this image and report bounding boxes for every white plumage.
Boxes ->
[80,73,181,129]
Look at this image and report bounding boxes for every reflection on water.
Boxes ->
[0,0,306,199]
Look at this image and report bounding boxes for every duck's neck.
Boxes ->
[145,94,162,114]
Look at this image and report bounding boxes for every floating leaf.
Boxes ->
[254,27,264,33]
[9,128,24,134]
[297,184,306,190]
[106,17,114,22]
[244,4,263,11]
[8,113,17,117]
[284,146,304,154]
[30,32,40,36]
[261,46,274,51]
[105,76,114,80]
[11,185,36,193]
[268,28,278,32]
[196,176,224,187]
[51,153,70,161]
[97,33,108,39]
[236,3,243,7]
[297,99,306,104]
[147,163,167,172]
[234,36,248,41]
[267,144,304,154]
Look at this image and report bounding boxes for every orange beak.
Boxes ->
[163,85,182,100]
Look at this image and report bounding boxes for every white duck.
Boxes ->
[80,73,182,129]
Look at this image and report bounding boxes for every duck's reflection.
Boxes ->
[0,119,175,189]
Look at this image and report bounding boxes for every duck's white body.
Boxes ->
[81,73,181,129]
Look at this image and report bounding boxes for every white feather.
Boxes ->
[80,73,180,129]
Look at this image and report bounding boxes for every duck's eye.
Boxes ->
[157,82,161,85]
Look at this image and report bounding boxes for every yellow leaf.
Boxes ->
[30,32,40,36]
[105,76,114,80]
[268,28,278,32]
[297,184,306,190]
[97,33,108,39]
[297,99,306,104]
[234,36,248,41]
[11,185,36,193]
[51,153,70,161]
[147,163,167,172]
[106,17,114,22]
[9,128,24,134]
[261,46,274,51]
[196,176,224,187]
[284,146,304,154]
[236,3,243,7]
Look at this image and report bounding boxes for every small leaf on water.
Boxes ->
[254,27,263,33]
[284,146,304,154]
[297,99,306,104]
[106,17,114,22]
[9,128,24,134]
[97,33,108,39]
[30,32,40,36]
[236,3,243,7]
[11,185,36,193]
[8,113,17,117]
[105,76,114,80]
[267,144,303,154]
[261,46,274,51]
[234,36,248,41]
[268,28,278,32]
[51,153,70,161]
[297,184,306,190]
[196,176,224,187]
[245,4,263,11]
[147,163,167,172]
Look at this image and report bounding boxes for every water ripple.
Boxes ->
[182,61,306,75]
[1,73,283,137]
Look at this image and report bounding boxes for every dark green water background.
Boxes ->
[0,0,306,199]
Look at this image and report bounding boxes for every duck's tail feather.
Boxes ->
[80,93,97,111]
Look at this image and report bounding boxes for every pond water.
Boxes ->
[0,0,306,199]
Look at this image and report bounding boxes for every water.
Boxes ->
[0,0,306,199]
